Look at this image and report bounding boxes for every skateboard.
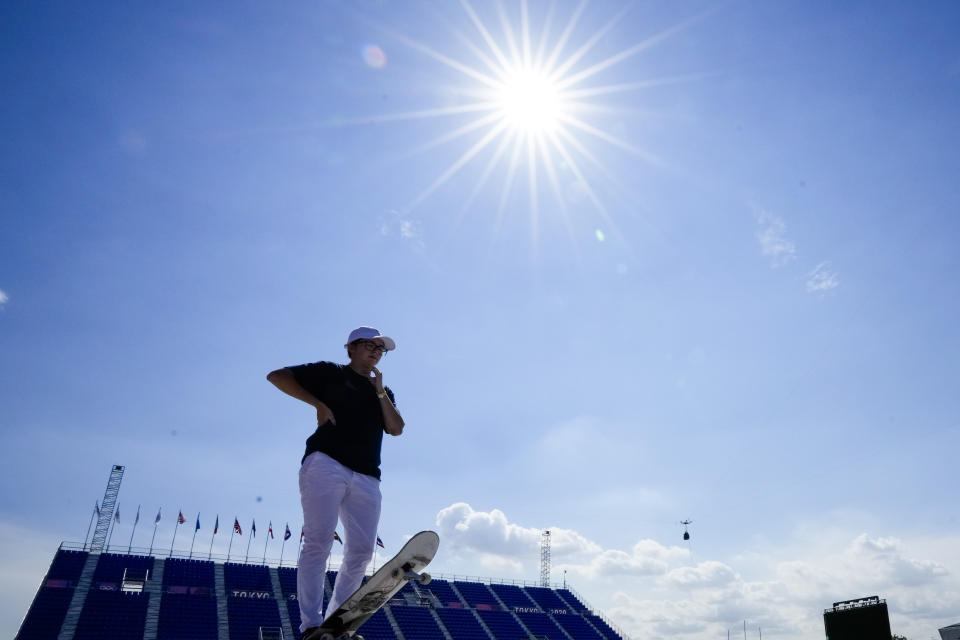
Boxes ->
[312,530,439,639]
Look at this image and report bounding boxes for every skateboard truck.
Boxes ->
[393,563,432,585]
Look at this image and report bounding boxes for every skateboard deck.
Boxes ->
[315,530,439,638]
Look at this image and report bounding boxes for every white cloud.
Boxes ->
[665,560,738,589]
[752,208,840,295]
[436,502,542,558]
[0,289,7,308]
[610,595,714,637]
[433,503,960,640]
[832,533,947,590]
[578,546,669,579]
[399,220,419,240]
[572,539,692,581]
[755,211,797,267]
[379,209,424,248]
[806,261,839,292]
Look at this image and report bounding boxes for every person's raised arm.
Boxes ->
[368,366,404,436]
[267,368,336,426]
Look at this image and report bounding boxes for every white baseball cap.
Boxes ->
[345,326,396,351]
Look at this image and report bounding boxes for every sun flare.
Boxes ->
[496,67,566,134]
[364,1,702,246]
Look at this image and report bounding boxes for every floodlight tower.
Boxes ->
[90,465,125,552]
[540,530,551,587]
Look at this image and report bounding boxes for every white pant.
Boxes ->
[297,452,382,632]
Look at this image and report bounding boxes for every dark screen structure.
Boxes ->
[824,600,891,640]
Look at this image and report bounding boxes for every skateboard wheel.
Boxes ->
[419,572,432,585]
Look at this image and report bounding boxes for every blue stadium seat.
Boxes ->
[516,610,565,638]
[555,612,606,640]
[437,607,491,640]
[556,589,587,613]
[356,607,398,640]
[223,562,273,592]
[163,557,215,589]
[92,553,155,585]
[226,595,281,640]
[420,578,461,607]
[74,589,150,640]
[391,605,444,640]
[489,583,536,610]
[455,581,500,609]
[524,586,570,613]
[157,592,218,640]
[477,609,528,640]
[585,613,623,640]
[48,549,89,582]
[287,599,304,639]
[16,587,75,640]
[277,566,298,597]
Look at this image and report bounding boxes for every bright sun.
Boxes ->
[496,67,566,134]
[369,0,697,233]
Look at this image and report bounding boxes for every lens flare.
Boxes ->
[362,44,388,69]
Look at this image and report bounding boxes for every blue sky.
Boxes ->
[2,1,959,638]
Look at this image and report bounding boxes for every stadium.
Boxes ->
[16,466,628,640]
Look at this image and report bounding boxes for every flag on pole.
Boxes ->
[178,511,187,525]
[214,515,219,534]
[154,508,162,525]
[268,522,274,539]
[251,519,256,538]
[284,524,291,541]
[195,515,201,532]
[233,518,242,535]
[333,531,343,544]
[129,505,142,554]
[115,507,120,523]
[376,536,385,549]
[94,501,101,517]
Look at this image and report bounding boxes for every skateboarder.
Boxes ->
[267,326,405,639]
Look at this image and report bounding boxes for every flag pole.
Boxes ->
[262,522,271,565]
[149,508,161,555]
[189,513,200,559]
[209,515,218,561]
[298,530,304,566]
[170,514,182,555]
[227,518,237,562]
[84,501,99,551]
[245,520,255,562]
[106,505,118,551]
[128,505,141,553]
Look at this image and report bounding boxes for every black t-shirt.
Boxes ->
[288,361,395,480]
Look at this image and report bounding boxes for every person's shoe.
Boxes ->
[299,627,320,640]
